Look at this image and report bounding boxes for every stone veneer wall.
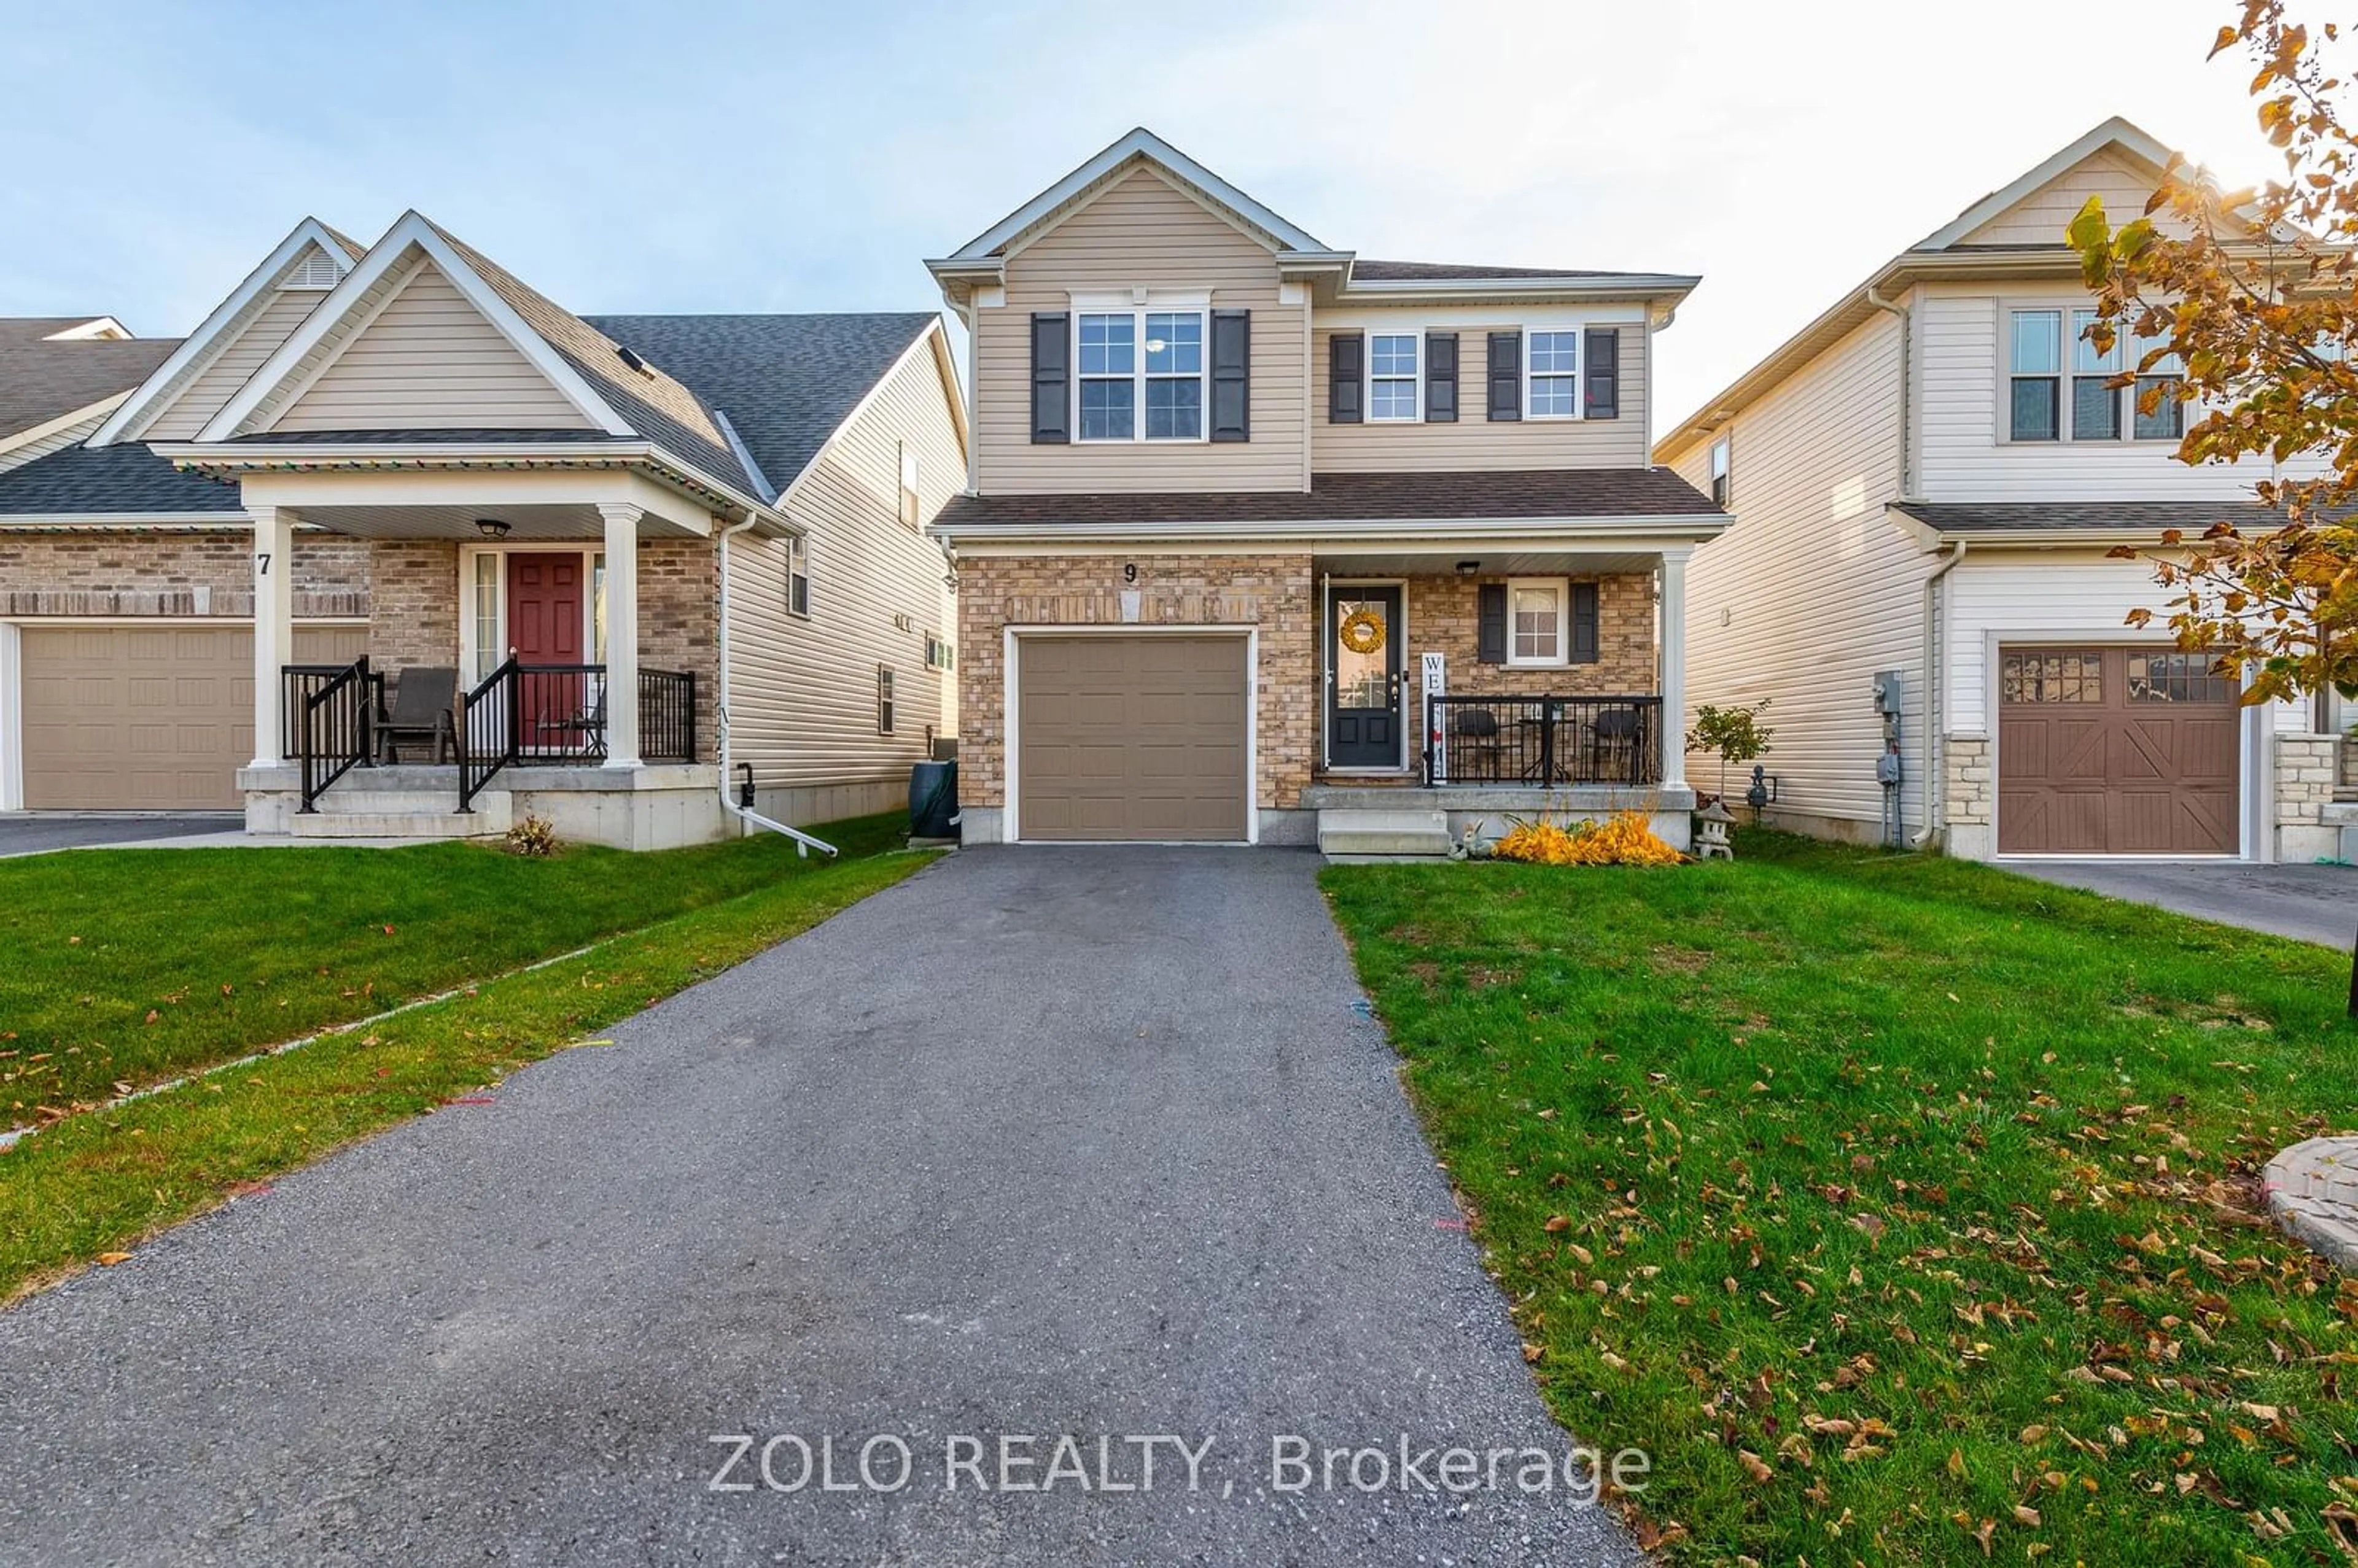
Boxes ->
[1399,573,1657,699]
[638,538,718,764]
[0,532,369,618]
[2276,734,2344,861]
[956,552,1316,809]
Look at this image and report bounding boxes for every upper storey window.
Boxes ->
[1368,333,1420,421]
[1077,309,1205,441]
[2008,308,2185,443]
[1527,330,1582,418]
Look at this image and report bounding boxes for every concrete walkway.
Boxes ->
[0,847,1638,1567]
[2002,858,2357,948]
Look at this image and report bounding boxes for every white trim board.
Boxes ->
[1001,624,1259,845]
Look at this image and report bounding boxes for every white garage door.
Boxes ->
[19,624,367,809]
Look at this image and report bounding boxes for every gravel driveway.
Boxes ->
[0,846,1639,1567]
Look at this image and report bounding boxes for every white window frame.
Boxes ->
[1365,330,1422,422]
[1708,435,1731,506]
[2002,303,2187,445]
[456,544,605,685]
[785,533,811,619]
[1504,576,1570,668]
[1072,306,1209,443]
[1524,327,1586,422]
[898,442,921,528]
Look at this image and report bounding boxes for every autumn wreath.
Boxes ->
[1338,607,1387,655]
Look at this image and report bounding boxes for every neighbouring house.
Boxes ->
[1657,117,2358,863]
[924,128,1726,852]
[0,216,967,847]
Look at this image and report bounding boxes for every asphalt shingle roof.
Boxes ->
[935,467,1720,531]
[1349,260,1659,282]
[0,441,236,516]
[583,313,938,497]
[0,332,181,441]
[1888,499,2297,535]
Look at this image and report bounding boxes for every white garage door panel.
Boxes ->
[19,624,367,810]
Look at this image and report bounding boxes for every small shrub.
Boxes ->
[1493,809,1683,867]
[505,815,562,858]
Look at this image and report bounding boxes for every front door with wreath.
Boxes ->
[1328,586,1403,768]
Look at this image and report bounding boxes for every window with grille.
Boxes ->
[877,666,895,734]
[2128,651,2234,703]
[2001,651,2103,704]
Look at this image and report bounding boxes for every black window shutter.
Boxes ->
[1328,332,1363,423]
[1486,331,1522,421]
[1030,312,1069,444]
[1210,309,1250,442]
[1477,583,1507,664]
[1570,582,1600,664]
[1584,328,1619,419]
[1425,332,1458,422]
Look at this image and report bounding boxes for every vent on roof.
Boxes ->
[617,345,653,376]
[284,250,340,291]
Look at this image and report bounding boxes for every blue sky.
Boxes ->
[0,0,2292,427]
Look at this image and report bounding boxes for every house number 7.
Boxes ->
[255,552,272,576]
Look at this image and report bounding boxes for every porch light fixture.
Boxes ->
[1455,559,1480,576]
[475,518,511,540]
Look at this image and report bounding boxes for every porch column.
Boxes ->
[1658,546,1692,792]
[250,504,297,767]
[597,503,642,768]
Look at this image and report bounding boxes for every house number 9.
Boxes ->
[1123,562,1137,584]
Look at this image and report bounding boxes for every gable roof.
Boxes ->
[1658,117,2204,465]
[0,317,133,348]
[0,331,179,443]
[89,219,358,447]
[583,312,947,499]
[940,127,1331,264]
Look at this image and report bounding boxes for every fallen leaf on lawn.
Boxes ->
[1947,1447,1966,1478]
[1851,1213,1886,1242]
[1522,1341,1544,1364]
[2240,1402,2281,1422]
[142,1011,158,1026]
[1598,1350,1630,1373]
[96,1251,131,1266]
[2013,1504,2042,1526]
[1544,1214,1571,1233]
[1737,1450,1773,1483]
[2020,1424,2049,1444]
[2321,1500,2358,1561]
[1566,1242,1594,1265]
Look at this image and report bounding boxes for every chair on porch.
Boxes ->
[532,673,609,762]
[1450,707,1507,782]
[1589,705,1646,785]
[375,667,459,765]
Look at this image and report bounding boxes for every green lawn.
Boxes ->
[1323,834,2358,1567]
[0,815,934,1302]
[1,824,897,1114]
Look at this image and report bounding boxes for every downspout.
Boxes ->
[1912,538,1967,848]
[716,514,837,859]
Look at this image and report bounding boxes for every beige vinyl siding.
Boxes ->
[726,336,967,798]
[976,166,1305,493]
[274,262,593,432]
[1914,281,2310,500]
[0,407,110,475]
[1955,148,2165,246]
[1674,310,1931,834]
[1310,322,1649,470]
[146,286,330,440]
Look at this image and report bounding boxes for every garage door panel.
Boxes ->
[1017,634,1249,842]
[20,623,362,811]
[1998,645,2239,855]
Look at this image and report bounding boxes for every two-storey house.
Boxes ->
[925,130,1726,852]
[0,217,967,848]
[1658,118,2354,864]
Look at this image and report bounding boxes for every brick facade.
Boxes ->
[638,538,718,764]
[1400,573,1657,699]
[366,541,459,671]
[957,552,1317,809]
[0,531,368,618]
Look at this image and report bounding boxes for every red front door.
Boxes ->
[505,554,591,755]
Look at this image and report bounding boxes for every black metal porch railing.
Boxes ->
[297,656,375,812]
[283,663,386,762]
[1423,695,1663,788]
[456,662,698,812]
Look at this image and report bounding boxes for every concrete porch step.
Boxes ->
[1317,807,1453,860]
[290,790,512,841]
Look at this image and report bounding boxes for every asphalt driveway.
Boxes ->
[0,847,1638,1567]
[2003,857,2357,947]
[0,812,239,856]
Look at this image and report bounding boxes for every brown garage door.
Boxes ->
[21,624,367,809]
[1016,634,1249,842]
[1997,646,2240,855]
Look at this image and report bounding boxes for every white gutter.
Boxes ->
[715,516,837,859]
[937,513,1733,547]
[1911,539,1969,848]
[1864,284,1913,497]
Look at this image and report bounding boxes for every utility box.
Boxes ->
[1872,670,1904,716]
